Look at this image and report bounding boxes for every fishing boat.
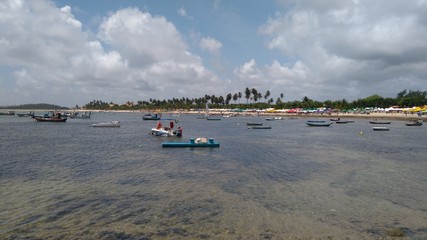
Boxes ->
[34,116,67,122]
[369,120,391,124]
[91,121,120,127]
[306,121,332,127]
[248,126,272,129]
[372,126,389,131]
[34,112,67,122]
[162,138,220,148]
[143,113,161,120]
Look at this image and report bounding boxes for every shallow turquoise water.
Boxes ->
[1,113,426,239]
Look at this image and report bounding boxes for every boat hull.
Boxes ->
[306,121,332,127]
[249,126,272,129]
[369,121,391,124]
[35,117,67,122]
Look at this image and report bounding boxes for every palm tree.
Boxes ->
[245,88,251,103]
[251,88,258,102]
[264,90,271,103]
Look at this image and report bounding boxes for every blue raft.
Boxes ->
[162,138,220,148]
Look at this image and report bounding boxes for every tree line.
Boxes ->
[83,89,427,111]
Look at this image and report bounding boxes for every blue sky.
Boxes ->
[1,0,426,107]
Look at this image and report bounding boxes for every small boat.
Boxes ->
[307,120,326,123]
[335,121,349,124]
[91,121,120,127]
[369,120,391,124]
[372,127,389,131]
[265,118,275,121]
[248,126,272,129]
[143,113,161,120]
[16,111,34,117]
[330,118,341,121]
[0,111,15,115]
[162,138,220,148]
[207,117,221,121]
[73,112,91,119]
[151,127,182,137]
[34,112,67,122]
[306,121,332,127]
[35,116,67,122]
[246,122,263,126]
[405,120,423,126]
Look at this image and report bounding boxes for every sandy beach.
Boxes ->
[4,108,426,122]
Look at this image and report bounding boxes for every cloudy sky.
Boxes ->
[1,0,426,107]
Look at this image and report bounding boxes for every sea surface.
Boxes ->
[1,112,426,239]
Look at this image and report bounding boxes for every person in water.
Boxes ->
[175,126,183,137]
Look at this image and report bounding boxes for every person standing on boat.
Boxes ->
[156,121,162,129]
[169,120,174,129]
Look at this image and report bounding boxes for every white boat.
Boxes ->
[151,127,182,137]
[91,121,120,127]
[372,126,389,131]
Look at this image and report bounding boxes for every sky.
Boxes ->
[1,0,426,107]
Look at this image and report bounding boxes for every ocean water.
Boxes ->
[1,112,426,239]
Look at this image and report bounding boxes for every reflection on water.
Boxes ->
[1,113,426,239]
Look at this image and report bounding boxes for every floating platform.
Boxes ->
[162,138,220,148]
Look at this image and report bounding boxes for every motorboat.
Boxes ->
[151,127,182,137]
[143,113,161,120]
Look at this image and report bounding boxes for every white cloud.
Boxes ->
[177,7,187,17]
[259,0,427,100]
[200,37,223,55]
[233,59,312,99]
[0,1,222,106]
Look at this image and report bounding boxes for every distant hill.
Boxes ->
[0,103,69,110]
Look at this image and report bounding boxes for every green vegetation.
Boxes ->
[83,89,427,111]
[0,103,68,110]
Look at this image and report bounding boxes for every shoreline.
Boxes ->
[2,108,425,122]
